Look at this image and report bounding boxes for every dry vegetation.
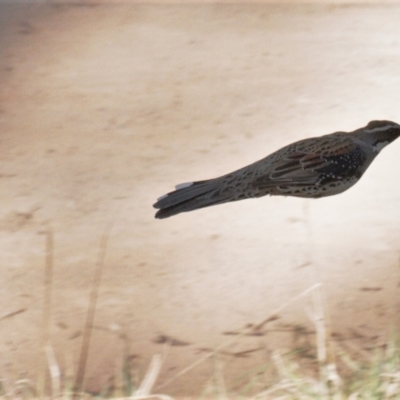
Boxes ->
[0,229,398,400]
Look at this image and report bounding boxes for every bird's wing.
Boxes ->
[252,138,357,188]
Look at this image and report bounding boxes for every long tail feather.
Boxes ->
[153,179,226,219]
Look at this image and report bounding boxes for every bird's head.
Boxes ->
[362,120,400,153]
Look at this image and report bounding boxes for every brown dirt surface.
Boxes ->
[0,2,399,396]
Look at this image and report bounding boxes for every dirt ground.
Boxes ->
[0,2,400,395]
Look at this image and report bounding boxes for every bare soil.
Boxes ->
[0,2,399,395]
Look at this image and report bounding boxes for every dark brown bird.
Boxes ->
[154,120,400,219]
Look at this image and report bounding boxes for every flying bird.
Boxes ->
[153,120,400,219]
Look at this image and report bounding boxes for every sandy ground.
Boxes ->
[0,2,400,395]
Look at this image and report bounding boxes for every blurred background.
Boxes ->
[0,0,399,395]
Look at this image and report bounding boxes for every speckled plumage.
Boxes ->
[154,120,400,219]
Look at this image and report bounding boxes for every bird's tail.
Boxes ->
[153,178,230,219]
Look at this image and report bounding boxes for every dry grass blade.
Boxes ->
[134,354,163,397]
[74,223,114,394]
[214,356,228,400]
[37,227,54,398]
[44,344,61,397]
[307,282,342,399]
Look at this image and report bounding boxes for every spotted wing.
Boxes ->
[252,138,365,189]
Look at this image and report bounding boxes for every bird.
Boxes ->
[153,120,400,219]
